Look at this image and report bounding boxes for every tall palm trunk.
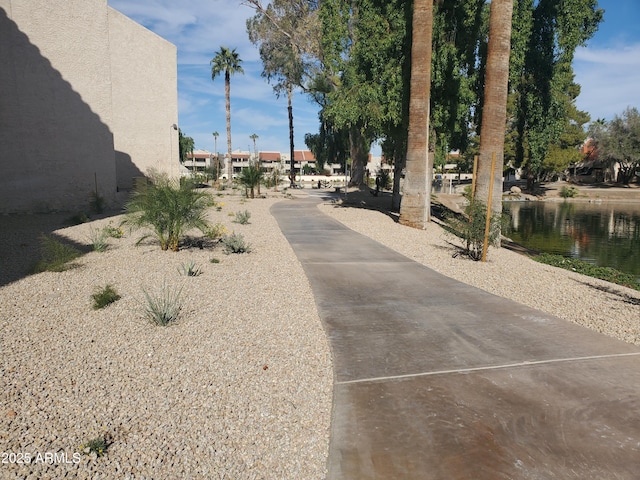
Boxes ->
[399,0,434,229]
[288,84,295,187]
[476,0,514,215]
[225,70,233,182]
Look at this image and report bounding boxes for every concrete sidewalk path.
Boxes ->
[271,196,640,480]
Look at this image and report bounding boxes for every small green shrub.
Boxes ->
[210,257,220,264]
[534,253,640,290]
[221,232,252,254]
[204,222,227,241]
[559,185,578,198]
[89,192,106,214]
[233,210,251,225]
[446,199,502,261]
[142,283,183,326]
[179,260,202,277]
[103,223,124,238]
[91,284,121,309]
[67,213,90,225]
[80,434,111,457]
[33,235,82,272]
[88,227,109,252]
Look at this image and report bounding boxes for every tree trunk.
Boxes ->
[476,0,514,216]
[348,126,368,188]
[225,71,233,182]
[399,0,434,229]
[288,85,295,187]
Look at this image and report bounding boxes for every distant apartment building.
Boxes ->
[0,0,178,213]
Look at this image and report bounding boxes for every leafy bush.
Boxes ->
[559,185,578,198]
[446,199,503,261]
[142,283,183,326]
[221,232,252,254]
[233,210,251,225]
[33,235,82,272]
[123,173,210,251]
[179,260,202,277]
[534,253,640,290]
[376,168,391,190]
[91,284,121,309]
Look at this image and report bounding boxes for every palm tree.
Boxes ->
[238,161,263,199]
[211,47,244,182]
[399,0,434,229]
[475,0,514,216]
[250,133,261,194]
[212,131,219,179]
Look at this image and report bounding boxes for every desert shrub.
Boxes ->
[66,213,89,225]
[204,222,227,241]
[446,199,502,261]
[221,232,252,254]
[210,257,221,264]
[89,191,106,214]
[233,210,251,225]
[103,223,124,238]
[123,173,210,251]
[33,234,82,272]
[534,253,640,290]
[91,284,121,309]
[88,227,109,252]
[142,283,183,326]
[559,185,578,198]
[179,260,202,277]
[80,433,112,457]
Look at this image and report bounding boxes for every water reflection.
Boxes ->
[504,201,640,276]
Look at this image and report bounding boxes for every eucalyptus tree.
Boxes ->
[508,0,602,191]
[245,0,321,186]
[210,47,244,181]
[589,107,640,185]
[319,0,413,188]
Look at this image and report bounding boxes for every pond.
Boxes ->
[503,200,640,277]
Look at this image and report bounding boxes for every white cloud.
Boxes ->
[573,43,640,122]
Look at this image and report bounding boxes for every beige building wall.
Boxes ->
[0,0,179,213]
[108,7,179,190]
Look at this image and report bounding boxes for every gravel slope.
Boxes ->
[319,196,640,346]
[1,192,332,479]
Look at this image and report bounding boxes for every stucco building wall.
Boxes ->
[108,7,178,190]
[0,0,178,214]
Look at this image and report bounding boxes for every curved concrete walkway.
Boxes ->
[271,195,640,479]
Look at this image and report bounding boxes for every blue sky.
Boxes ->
[108,0,640,155]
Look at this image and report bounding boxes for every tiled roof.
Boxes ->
[293,150,316,161]
[259,151,281,161]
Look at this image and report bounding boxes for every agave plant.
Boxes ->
[123,174,210,251]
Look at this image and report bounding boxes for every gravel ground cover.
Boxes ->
[320,191,640,346]
[0,191,332,479]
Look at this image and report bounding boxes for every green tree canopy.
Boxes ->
[589,107,640,185]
